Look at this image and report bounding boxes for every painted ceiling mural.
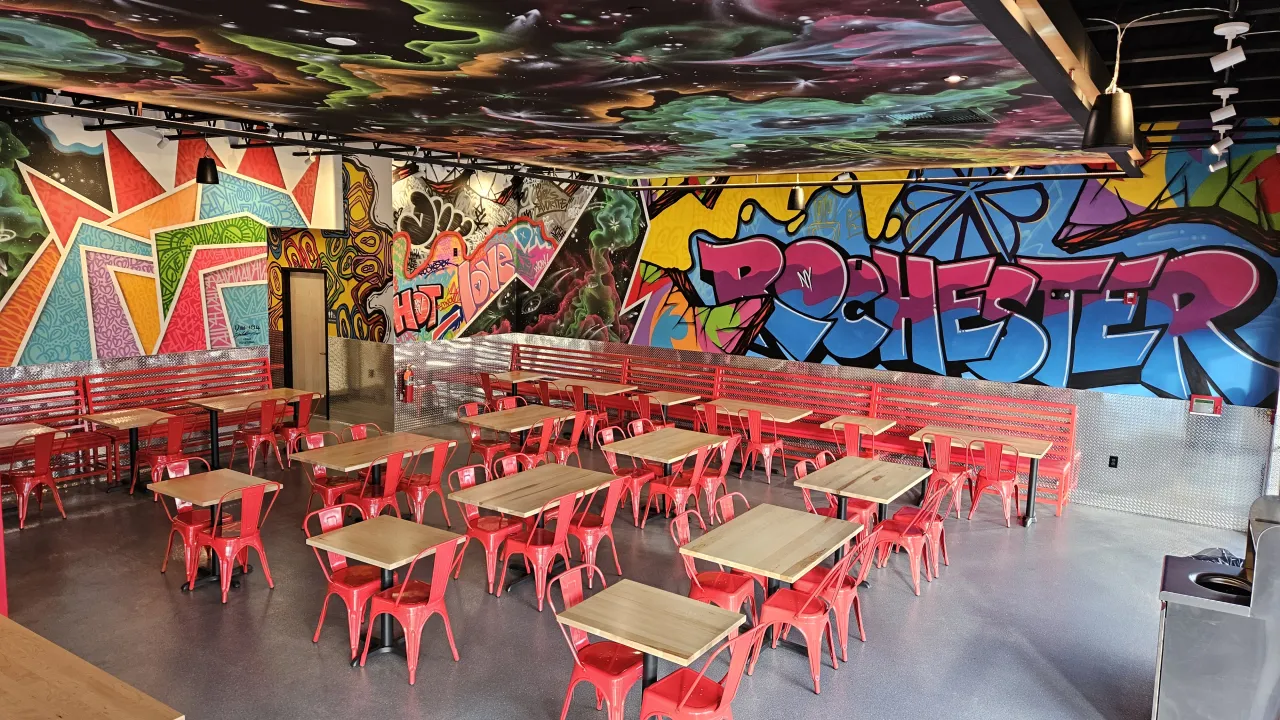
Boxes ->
[0,1,1102,177]
[624,123,1280,408]
[0,111,341,365]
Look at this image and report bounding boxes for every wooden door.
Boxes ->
[288,272,327,411]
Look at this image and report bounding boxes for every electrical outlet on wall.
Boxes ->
[1108,455,1119,468]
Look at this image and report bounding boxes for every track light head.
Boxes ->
[1210,105,1237,123]
[1211,45,1246,72]
[1210,136,1234,156]
[1209,159,1228,173]
[1005,166,1020,180]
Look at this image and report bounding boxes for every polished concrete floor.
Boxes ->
[4,422,1243,720]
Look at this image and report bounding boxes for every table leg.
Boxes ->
[878,503,889,523]
[105,427,140,494]
[642,654,658,689]
[855,431,863,457]
[834,497,848,560]
[355,568,401,666]
[1023,458,1040,527]
[370,463,383,492]
[207,409,221,469]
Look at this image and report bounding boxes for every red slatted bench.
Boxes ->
[83,358,273,460]
[0,377,112,484]
[506,342,1079,516]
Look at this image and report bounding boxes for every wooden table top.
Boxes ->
[795,456,931,504]
[448,464,617,518]
[82,408,174,431]
[556,580,743,666]
[679,503,861,583]
[700,399,812,424]
[148,469,280,508]
[187,387,320,413]
[305,515,462,570]
[818,415,897,434]
[909,425,1053,459]
[0,615,184,720]
[644,390,701,406]
[0,422,57,448]
[491,370,547,384]
[551,379,637,397]
[605,427,724,465]
[289,432,453,473]
[464,404,576,434]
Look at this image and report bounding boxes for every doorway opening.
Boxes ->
[282,269,329,418]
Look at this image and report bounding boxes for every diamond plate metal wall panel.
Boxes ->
[327,336,394,429]
[397,332,1269,530]
[0,346,268,386]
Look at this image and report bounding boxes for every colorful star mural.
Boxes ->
[0,1,1106,177]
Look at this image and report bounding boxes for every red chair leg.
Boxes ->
[313,593,333,643]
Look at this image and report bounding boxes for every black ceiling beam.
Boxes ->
[1124,74,1280,90]
[961,0,1142,177]
[1107,44,1280,65]
[1082,4,1279,31]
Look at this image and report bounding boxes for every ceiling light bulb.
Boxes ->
[1210,136,1234,155]
[1210,105,1237,123]
[1005,166,1020,180]
[1209,159,1228,173]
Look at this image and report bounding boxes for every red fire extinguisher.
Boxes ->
[401,366,414,403]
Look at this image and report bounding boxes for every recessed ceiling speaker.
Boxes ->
[1081,90,1135,152]
[196,156,219,185]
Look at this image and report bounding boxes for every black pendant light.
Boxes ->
[788,173,804,211]
[196,156,219,185]
[1081,90,1135,152]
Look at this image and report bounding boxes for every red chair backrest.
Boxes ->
[147,416,185,454]
[627,418,655,437]
[13,432,56,475]
[838,422,868,457]
[564,384,590,412]
[524,493,578,548]
[595,426,625,473]
[349,423,382,441]
[563,410,589,450]
[969,439,1019,483]
[492,452,539,478]
[156,456,210,481]
[598,478,626,527]
[295,393,315,427]
[669,510,706,582]
[411,441,453,486]
[738,409,767,441]
[527,417,556,456]
[633,394,655,421]
[295,430,342,479]
[494,396,523,411]
[681,445,711,484]
[548,564,609,656]
[374,451,409,499]
[925,433,956,469]
[698,402,724,435]
[214,482,275,538]
[245,399,279,431]
[793,459,815,480]
[394,537,462,607]
[688,625,764,713]
[447,464,488,526]
[305,502,367,577]
[716,435,742,476]
[814,450,836,469]
[478,372,495,404]
[713,491,749,524]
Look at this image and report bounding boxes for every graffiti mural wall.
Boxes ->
[0,111,341,366]
[268,156,395,342]
[627,131,1280,407]
[390,167,646,343]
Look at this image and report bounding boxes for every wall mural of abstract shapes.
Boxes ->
[626,125,1280,407]
[0,1,1103,177]
[268,157,396,343]
[389,166,611,341]
[0,112,341,366]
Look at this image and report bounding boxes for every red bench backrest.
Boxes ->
[84,358,272,415]
[0,377,87,432]
[511,345,625,383]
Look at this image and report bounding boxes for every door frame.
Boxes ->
[281,267,330,420]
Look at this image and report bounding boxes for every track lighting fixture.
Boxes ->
[1005,166,1020,180]
[1210,136,1234,156]
[1209,158,1228,173]
[1211,22,1249,71]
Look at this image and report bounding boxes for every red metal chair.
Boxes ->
[132,416,195,494]
[347,422,383,441]
[737,408,786,483]
[565,384,609,448]
[795,460,876,534]
[639,625,762,720]
[228,399,285,475]
[873,484,949,595]
[492,396,526,411]
[448,464,524,594]
[747,543,854,693]
[154,457,214,577]
[967,439,1022,527]
[359,537,463,684]
[813,449,837,468]
[341,451,407,519]
[1,433,64,529]
[920,433,970,519]
[833,422,878,460]
[568,479,625,578]
[294,431,361,527]
[492,451,542,478]
[669,510,756,623]
[789,528,882,662]
[478,371,497,408]
[550,564,644,720]
[626,418,656,438]
[459,401,511,467]
[644,446,710,528]
[700,436,741,522]
[708,492,768,593]
[597,426,655,528]
[401,441,454,527]
[548,410,589,466]
[535,380,566,407]
[496,492,577,611]
[305,503,380,659]
[631,394,673,431]
[187,481,278,603]
[891,480,958,579]
[279,393,319,464]
[521,417,560,458]
[695,402,727,436]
